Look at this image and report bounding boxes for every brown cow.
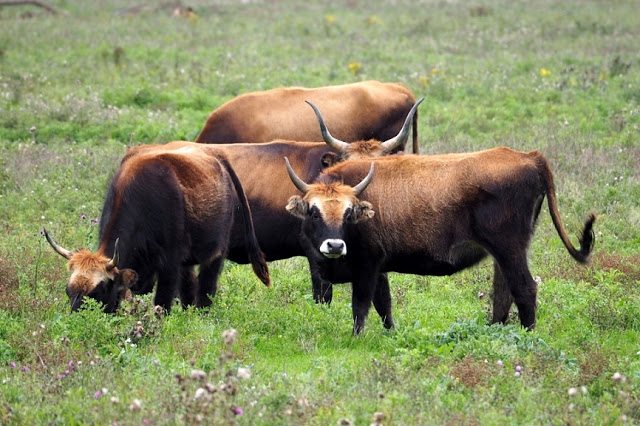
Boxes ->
[195,80,421,154]
[44,145,270,313]
[285,148,596,334]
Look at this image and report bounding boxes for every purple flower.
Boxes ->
[496,360,503,367]
[21,366,30,372]
[81,214,86,220]
[515,365,522,372]
[234,407,244,416]
[64,370,70,375]
[515,371,521,377]
[94,391,102,399]
[92,218,100,223]
[10,362,16,368]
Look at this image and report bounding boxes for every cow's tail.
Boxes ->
[412,104,419,154]
[536,152,596,263]
[219,157,271,287]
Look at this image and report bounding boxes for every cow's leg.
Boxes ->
[496,255,537,330]
[308,258,333,304]
[154,267,180,312]
[491,260,513,324]
[178,266,197,308]
[195,256,225,308]
[372,273,394,329]
[351,268,378,335]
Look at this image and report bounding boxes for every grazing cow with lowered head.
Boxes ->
[285,148,596,334]
[195,80,421,154]
[44,145,270,313]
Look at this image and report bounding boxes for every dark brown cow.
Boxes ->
[285,148,596,334]
[195,80,421,154]
[44,145,270,313]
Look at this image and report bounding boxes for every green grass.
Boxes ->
[1,0,640,424]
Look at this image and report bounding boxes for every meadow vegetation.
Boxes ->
[0,0,639,423]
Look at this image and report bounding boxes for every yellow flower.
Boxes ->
[431,68,438,75]
[540,68,551,77]
[325,14,336,23]
[365,15,381,25]
[419,75,428,87]
[348,62,362,75]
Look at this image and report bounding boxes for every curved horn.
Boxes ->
[284,157,310,193]
[352,163,375,197]
[380,97,424,152]
[305,100,350,152]
[106,238,120,271]
[43,228,73,260]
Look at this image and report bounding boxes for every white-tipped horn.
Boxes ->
[305,100,351,152]
[106,238,119,271]
[352,163,375,196]
[380,97,424,152]
[43,228,73,260]
[285,157,310,193]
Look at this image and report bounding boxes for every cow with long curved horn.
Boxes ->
[306,97,424,156]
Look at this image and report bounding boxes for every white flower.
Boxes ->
[237,367,251,379]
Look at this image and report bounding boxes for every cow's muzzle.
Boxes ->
[320,239,347,258]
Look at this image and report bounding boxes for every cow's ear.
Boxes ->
[353,201,375,223]
[321,152,340,168]
[118,269,138,290]
[286,195,307,218]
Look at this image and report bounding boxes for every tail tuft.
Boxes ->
[577,212,597,263]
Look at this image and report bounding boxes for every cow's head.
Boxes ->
[307,97,423,167]
[284,158,375,258]
[43,229,138,313]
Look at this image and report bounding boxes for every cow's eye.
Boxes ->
[345,209,353,222]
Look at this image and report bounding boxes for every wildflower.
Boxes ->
[515,371,521,377]
[496,360,503,367]
[613,372,626,382]
[21,366,30,372]
[348,62,362,75]
[222,328,237,345]
[419,75,428,87]
[68,361,74,368]
[194,388,207,400]
[92,218,99,223]
[190,369,207,380]
[110,396,120,404]
[233,406,243,416]
[515,365,522,372]
[94,390,102,399]
[325,14,335,23]
[10,362,16,368]
[540,68,551,77]
[365,15,381,25]
[431,68,438,75]
[129,399,142,411]
[81,214,86,220]
[237,367,251,379]
[568,387,579,397]
[153,359,159,365]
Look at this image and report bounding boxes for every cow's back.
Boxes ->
[195,81,416,144]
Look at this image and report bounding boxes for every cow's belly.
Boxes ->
[384,242,488,276]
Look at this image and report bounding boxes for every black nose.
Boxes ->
[326,240,345,254]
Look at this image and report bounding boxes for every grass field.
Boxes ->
[1,0,639,424]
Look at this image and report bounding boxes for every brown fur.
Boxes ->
[195,80,419,153]
[288,147,596,333]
